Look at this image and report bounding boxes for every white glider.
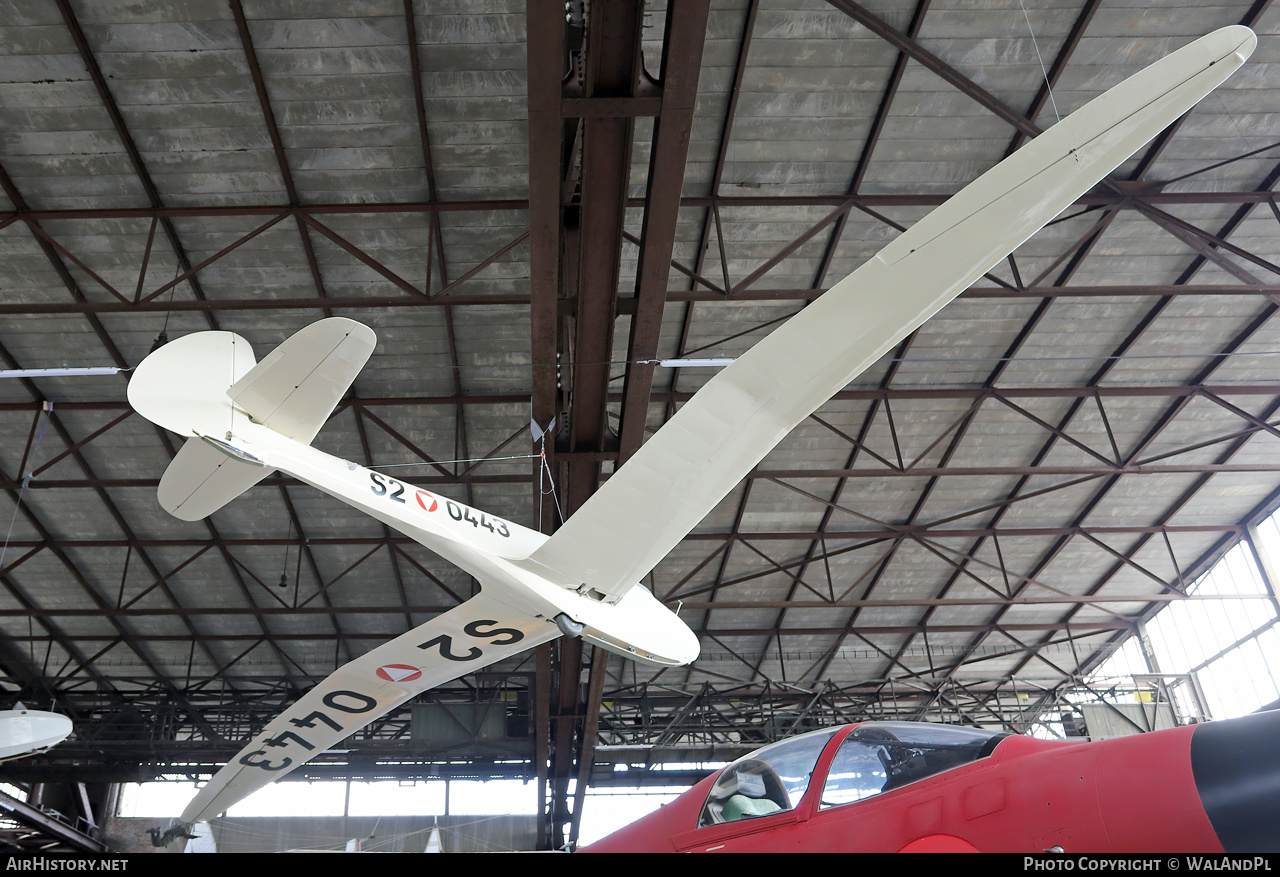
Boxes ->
[125,26,1256,824]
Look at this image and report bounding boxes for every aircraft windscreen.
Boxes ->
[821,722,1008,807]
[698,727,842,827]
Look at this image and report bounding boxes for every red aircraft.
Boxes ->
[580,710,1278,853]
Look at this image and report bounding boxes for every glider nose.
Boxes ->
[1189,710,1280,852]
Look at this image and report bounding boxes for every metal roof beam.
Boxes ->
[827,0,1040,139]
[54,0,217,331]
[617,0,711,463]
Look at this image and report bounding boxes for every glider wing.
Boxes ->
[181,591,558,823]
[519,26,1257,601]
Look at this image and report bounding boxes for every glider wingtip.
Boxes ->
[1237,26,1258,60]
[1203,24,1256,64]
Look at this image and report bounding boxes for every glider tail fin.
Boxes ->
[127,318,376,521]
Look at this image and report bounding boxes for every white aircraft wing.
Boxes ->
[181,591,558,824]
[519,25,1256,601]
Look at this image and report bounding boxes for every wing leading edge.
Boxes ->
[520,26,1257,601]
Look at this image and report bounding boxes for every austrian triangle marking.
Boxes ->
[376,664,422,683]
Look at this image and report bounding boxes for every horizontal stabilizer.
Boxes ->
[229,318,375,444]
[158,438,275,521]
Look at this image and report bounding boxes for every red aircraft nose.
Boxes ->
[1190,709,1280,853]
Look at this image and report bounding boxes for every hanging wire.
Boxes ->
[0,402,52,670]
[279,518,293,588]
[0,401,52,575]
[886,348,1280,364]
[149,259,181,354]
[372,453,539,470]
[536,429,565,532]
[1019,0,1062,126]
